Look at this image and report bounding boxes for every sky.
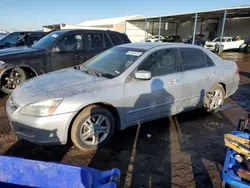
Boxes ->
[0,0,249,31]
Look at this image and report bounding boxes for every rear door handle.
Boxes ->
[169,79,178,84]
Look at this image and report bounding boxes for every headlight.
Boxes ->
[0,61,4,66]
[20,98,63,117]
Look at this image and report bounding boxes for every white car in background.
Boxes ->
[204,37,245,52]
[145,35,165,42]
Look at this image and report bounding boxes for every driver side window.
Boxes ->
[138,48,177,77]
[54,34,83,52]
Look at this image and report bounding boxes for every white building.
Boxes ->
[42,15,144,33]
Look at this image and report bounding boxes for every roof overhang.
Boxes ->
[127,6,250,23]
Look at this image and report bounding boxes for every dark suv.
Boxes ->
[0,29,131,94]
[0,31,47,49]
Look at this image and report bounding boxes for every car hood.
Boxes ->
[11,68,111,106]
[0,46,42,57]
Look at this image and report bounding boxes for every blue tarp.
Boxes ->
[0,156,120,188]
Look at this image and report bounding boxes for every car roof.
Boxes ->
[50,29,124,35]
[11,31,46,34]
[118,42,201,50]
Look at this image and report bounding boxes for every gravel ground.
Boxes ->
[0,52,249,188]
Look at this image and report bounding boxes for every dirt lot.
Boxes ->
[0,52,249,188]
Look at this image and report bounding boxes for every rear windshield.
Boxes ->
[31,30,65,49]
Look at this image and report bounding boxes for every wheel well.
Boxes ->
[19,66,37,78]
[67,102,121,143]
[218,82,227,96]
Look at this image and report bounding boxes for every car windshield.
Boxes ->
[31,30,65,49]
[213,38,226,42]
[80,47,145,79]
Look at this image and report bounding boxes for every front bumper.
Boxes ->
[6,101,77,145]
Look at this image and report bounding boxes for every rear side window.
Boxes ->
[180,48,206,71]
[232,37,237,42]
[104,34,112,48]
[109,34,122,45]
[118,34,130,43]
[205,54,215,67]
[86,33,104,49]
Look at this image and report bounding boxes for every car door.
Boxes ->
[180,47,217,110]
[124,48,183,125]
[83,32,106,61]
[50,32,84,70]
[224,38,232,50]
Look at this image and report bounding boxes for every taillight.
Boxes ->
[236,67,239,75]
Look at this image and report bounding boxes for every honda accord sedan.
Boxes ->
[6,43,239,150]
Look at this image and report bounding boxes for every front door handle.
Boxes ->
[169,79,178,84]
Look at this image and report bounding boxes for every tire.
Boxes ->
[1,67,27,95]
[204,84,226,113]
[239,43,248,52]
[71,105,115,150]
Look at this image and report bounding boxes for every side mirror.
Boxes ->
[135,70,151,80]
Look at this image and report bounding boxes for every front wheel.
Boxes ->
[1,67,27,94]
[204,84,226,113]
[71,105,115,150]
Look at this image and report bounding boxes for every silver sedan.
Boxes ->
[6,43,239,150]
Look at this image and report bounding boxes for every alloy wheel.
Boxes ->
[80,114,110,145]
[209,89,223,110]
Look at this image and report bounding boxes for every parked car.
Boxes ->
[182,34,205,46]
[162,35,181,43]
[145,35,165,42]
[0,29,130,94]
[204,37,245,52]
[0,31,46,49]
[6,43,239,150]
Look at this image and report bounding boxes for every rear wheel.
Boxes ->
[204,84,226,113]
[71,105,115,150]
[239,43,248,52]
[1,67,27,94]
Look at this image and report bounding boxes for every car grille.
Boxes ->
[7,96,19,112]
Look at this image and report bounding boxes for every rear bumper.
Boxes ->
[6,102,77,145]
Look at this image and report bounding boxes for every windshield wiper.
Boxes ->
[81,66,90,75]
[92,71,102,77]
